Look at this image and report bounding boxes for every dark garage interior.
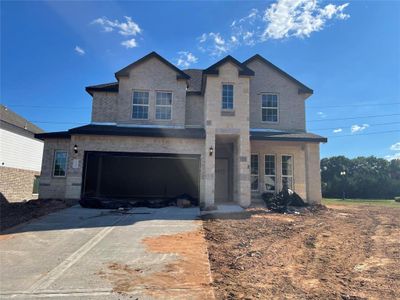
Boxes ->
[82,151,200,201]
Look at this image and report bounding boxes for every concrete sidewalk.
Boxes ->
[0,206,214,299]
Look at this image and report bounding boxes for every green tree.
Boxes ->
[320,156,400,199]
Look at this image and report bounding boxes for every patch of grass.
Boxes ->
[322,198,399,207]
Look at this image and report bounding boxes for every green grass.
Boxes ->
[322,198,400,207]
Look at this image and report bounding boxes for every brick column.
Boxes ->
[305,143,322,204]
[237,132,251,207]
[203,129,215,208]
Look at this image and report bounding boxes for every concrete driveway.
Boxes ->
[0,206,214,299]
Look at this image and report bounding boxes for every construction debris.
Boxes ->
[79,193,198,210]
[262,187,308,213]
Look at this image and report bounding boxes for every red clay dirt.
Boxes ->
[99,229,215,299]
[203,205,400,300]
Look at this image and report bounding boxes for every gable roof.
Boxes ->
[115,51,190,80]
[85,82,119,96]
[203,55,255,76]
[0,104,43,135]
[243,54,313,94]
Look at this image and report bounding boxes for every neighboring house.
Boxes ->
[0,105,44,202]
[35,52,326,207]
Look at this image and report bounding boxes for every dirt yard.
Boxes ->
[0,198,77,231]
[203,204,400,300]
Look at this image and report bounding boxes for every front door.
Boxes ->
[215,158,229,202]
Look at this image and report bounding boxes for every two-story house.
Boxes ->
[35,52,326,208]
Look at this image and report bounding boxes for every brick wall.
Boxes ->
[0,166,38,202]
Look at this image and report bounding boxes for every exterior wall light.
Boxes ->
[209,146,214,156]
[74,144,78,154]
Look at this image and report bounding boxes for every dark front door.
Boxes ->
[215,158,229,202]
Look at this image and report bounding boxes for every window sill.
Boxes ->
[221,110,235,116]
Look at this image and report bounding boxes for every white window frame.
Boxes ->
[221,83,234,110]
[264,154,276,193]
[155,91,173,120]
[251,153,259,191]
[261,93,279,123]
[281,154,294,190]
[53,150,68,177]
[132,90,149,120]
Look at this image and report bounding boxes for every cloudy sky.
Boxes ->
[1,0,399,159]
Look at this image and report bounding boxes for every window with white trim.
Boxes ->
[251,154,259,191]
[132,91,149,119]
[282,155,294,190]
[156,92,172,120]
[261,94,278,122]
[264,154,276,192]
[222,84,234,110]
[53,150,67,177]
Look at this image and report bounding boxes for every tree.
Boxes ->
[320,156,400,199]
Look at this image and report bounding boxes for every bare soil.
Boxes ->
[203,205,400,300]
[0,198,77,231]
[99,228,214,299]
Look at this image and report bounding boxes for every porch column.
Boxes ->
[237,133,251,207]
[203,129,216,208]
[305,143,322,204]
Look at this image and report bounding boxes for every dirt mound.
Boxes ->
[0,198,77,231]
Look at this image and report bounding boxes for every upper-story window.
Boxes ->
[53,150,67,177]
[156,92,172,120]
[261,94,278,122]
[132,91,149,119]
[222,84,234,110]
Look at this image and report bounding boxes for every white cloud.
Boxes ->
[176,51,198,68]
[317,111,327,118]
[262,0,349,40]
[92,16,141,36]
[390,142,400,151]
[198,32,230,56]
[198,1,349,56]
[92,16,142,48]
[351,124,369,134]
[121,38,137,49]
[74,46,85,55]
[384,152,400,161]
[333,128,342,133]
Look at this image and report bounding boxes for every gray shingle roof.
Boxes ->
[0,105,44,134]
[85,82,119,96]
[183,69,203,93]
[250,130,327,143]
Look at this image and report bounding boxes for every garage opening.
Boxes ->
[81,151,200,202]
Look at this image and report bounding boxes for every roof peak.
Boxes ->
[243,54,313,94]
[115,51,190,80]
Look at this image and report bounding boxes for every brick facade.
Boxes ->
[0,166,38,202]
[37,53,324,206]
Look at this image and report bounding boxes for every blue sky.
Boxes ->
[1,0,399,159]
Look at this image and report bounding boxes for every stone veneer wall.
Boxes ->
[0,166,39,202]
[203,62,251,207]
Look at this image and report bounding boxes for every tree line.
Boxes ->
[320,156,400,199]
